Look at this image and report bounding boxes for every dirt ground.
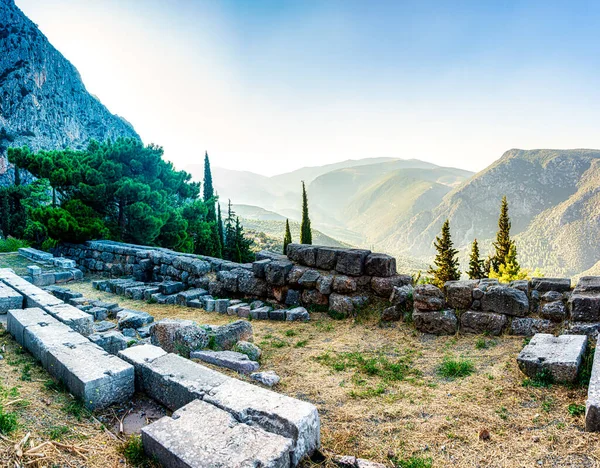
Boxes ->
[0,276,598,467]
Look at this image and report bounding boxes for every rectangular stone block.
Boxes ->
[364,253,396,277]
[24,321,90,368]
[335,249,371,276]
[141,399,293,468]
[227,303,248,316]
[7,308,53,346]
[89,331,128,355]
[31,273,56,287]
[517,333,587,383]
[176,288,208,306]
[0,282,24,313]
[586,344,600,431]
[27,265,42,276]
[250,306,271,320]
[45,304,94,336]
[575,277,600,294]
[215,299,229,314]
[315,247,340,270]
[530,277,571,293]
[269,309,286,321]
[570,294,600,322]
[120,347,319,465]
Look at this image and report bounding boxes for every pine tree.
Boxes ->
[467,239,484,279]
[428,219,460,287]
[300,181,312,244]
[223,200,237,261]
[217,202,224,254]
[203,151,216,222]
[283,219,292,254]
[492,196,512,273]
[490,243,527,282]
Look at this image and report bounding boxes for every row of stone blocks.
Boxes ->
[120,344,320,467]
[0,269,93,335]
[7,307,134,409]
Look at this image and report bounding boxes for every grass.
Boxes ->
[392,455,433,468]
[62,399,91,421]
[47,424,70,440]
[475,338,497,349]
[522,368,554,388]
[568,403,586,417]
[120,434,151,466]
[437,357,475,379]
[0,407,18,435]
[0,237,29,253]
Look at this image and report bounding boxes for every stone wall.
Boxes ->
[392,276,600,338]
[54,240,411,315]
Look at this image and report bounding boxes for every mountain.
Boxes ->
[386,149,600,277]
[0,0,139,185]
[232,204,286,221]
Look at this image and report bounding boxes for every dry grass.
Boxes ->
[3,278,600,467]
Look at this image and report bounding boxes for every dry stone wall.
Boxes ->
[54,240,411,315]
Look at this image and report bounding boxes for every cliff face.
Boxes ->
[0,0,139,184]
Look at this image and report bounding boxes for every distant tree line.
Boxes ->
[428,196,535,286]
[0,138,254,262]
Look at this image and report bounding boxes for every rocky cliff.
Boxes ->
[0,0,139,185]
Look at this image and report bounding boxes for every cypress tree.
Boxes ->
[203,151,216,222]
[217,203,224,255]
[467,239,484,279]
[300,181,312,244]
[283,219,292,254]
[0,189,9,237]
[428,219,460,287]
[13,165,20,186]
[223,200,237,261]
[492,196,513,273]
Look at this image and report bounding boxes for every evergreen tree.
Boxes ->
[467,239,484,279]
[223,200,237,260]
[283,219,292,254]
[217,202,224,254]
[0,190,9,236]
[13,165,20,186]
[428,219,460,287]
[490,243,527,282]
[203,151,216,222]
[492,196,513,273]
[300,181,312,244]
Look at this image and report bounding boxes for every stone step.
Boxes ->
[142,399,293,468]
[7,308,134,409]
[190,350,259,373]
[0,281,24,314]
[119,344,320,465]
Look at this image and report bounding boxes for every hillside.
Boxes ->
[0,0,139,185]
[385,149,600,276]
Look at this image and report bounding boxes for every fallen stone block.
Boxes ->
[117,310,154,330]
[227,303,248,316]
[176,288,208,306]
[141,399,294,468]
[18,247,53,262]
[0,282,23,313]
[89,331,128,355]
[53,257,76,269]
[120,346,320,465]
[510,317,555,336]
[269,309,286,321]
[158,281,185,295]
[27,265,42,276]
[250,306,272,320]
[87,306,109,321]
[286,307,310,321]
[205,298,216,312]
[215,298,229,314]
[211,320,253,350]
[233,341,261,361]
[251,370,281,387]
[517,333,587,383]
[150,293,177,305]
[191,350,260,373]
[93,320,117,333]
[150,318,209,355]
[586,345,600,431]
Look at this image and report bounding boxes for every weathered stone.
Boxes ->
[118,310,154,330]
[286,266,306,288]
[587,345,600,431]
[0,282,23,313]
[381,306,401,322]
[564,321,600,339]
[460,311,507,335]
[510,318,555,336]
[329,293,355,317]
[265,260,294,286]
[238,271,268,297]
[297,246,317,267]
[334,455,387,468]
[269,309,287,321]
[27,265,42,276]
[211,320,253,350]
[286,307,310,321]
[413,309,458,335]
[570,293,600,322]
[509,280,530,292]
[143,287,160,301]
[150,293,178,305]
[517,333,586,383]
[298,269,320,289]
[478,278,499,291]
[233,341,262,361]
[215,299,230,314]
[45,304,94,336]
[316,274,334,295]
[237,305,251,318]
[301,289,327,307]
[251,370,281,387]
[150,319,209,356]
[141,399,294,468]
[333,275,357,294]
[541,301,567,322]
[371,275,411,298]
[335,249,371,276]
[158,281,185,295]
[364,253,396,277]
[217,270,239,293]
[89,331,128,355]
[481,286,528,316]
[445,280,478,310]
[390,284,414,310]
[227,303,248,316]
[204,298,216,312]
[272,286,288,303]
[530,277,571,293]
[542,291,564,303]
[87,306,108,321]
[175,288,208,306]
[285,289,301,306]
[93,320,117,333]
[316,247,340,270]
[250,306,272,320]
[472,288,484,300]
[191,350,260,373]
[413,284,444,311]
[122,328,137,338]
[250,300,264,310]
[252,259,271,279]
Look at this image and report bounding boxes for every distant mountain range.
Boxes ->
[0,0,139,185]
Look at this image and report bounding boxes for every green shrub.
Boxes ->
[437,357,475,379]
[0,407,18,435]
[391,455,433,468]
[120,434,148,465]
[568,403,585,417]
[522,368,554,388]
[0,237,29,252]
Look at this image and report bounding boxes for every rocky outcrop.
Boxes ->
[0,0,139,185]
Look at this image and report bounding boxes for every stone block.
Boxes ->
[510,318,555,336]
[87,306,108,321]
[7,308,53,346]
[205,298,216,312]
[150,318,209,355]
[285,289,301,306]
[335,249,371,276]
[158,281,185,295]
[141,399,294,468]
[269,309,287,321]
[575,277,600,293]
[530,277,571,292]
[371,275,412,298]
[413,309,458,335]
[570,293,600,322]
[333,275,357,294]
[217,270,239,293]
[298,269,320,288]
[227,303,249,316]
[328,293,355,317]
[27,265,42,276]
[250,306,271,320]
[586,345,600,431]
[45,304,94,336]
[445,280,478,310]
[481,286,528,316]
[286,307,310,321]
[252,259,271,279]
[316,247,340,270]
[364,253,396,277]
[215,299,230,314]
[211,320,253,350]
[93,320,116,333]
[563,322,600,339]
[150,293,177,305]
[238,271,268,296]
[316,274,333,295]
[89,331,128,355]
[118,310,154,330]
[251,370,281,387]
[517,333,587,383]
[413,284,444,311]
[460,311,507,335]
[0,283,23,313]
[265,260,294,286]
[540,301,567,322]
[301,289,328,307]
[190,350,260,373]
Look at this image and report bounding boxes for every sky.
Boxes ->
[15,0,600,176]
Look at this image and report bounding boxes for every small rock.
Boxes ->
[250,370,281,387]
[233,341,262,361]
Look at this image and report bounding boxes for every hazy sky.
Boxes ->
[15,0,600,176]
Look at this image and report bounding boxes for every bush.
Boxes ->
[0,407,18,435]
[0,236,29,252]
[437,357,475,379]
